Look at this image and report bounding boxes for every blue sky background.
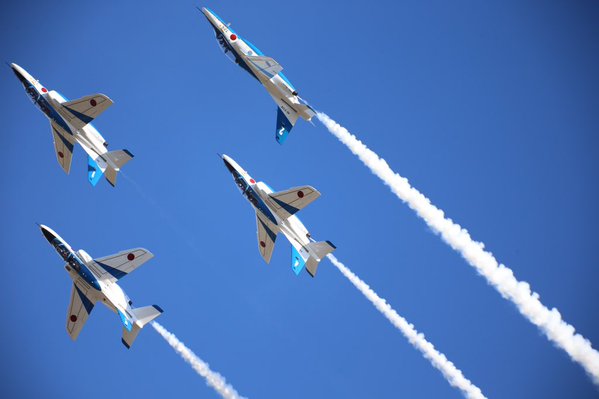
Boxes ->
[1,1,598,398]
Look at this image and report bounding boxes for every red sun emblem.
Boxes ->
[230,34,237,41]
[70,315,78,322]
[57,151,64,158]
[41,88,47,93]
[127,253,135,261]
[260,241,266,248]
[249,179,256,184]
[297,191,304,198]
[90,99,97,107]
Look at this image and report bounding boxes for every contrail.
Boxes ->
[327,255,486,399]
[317,112,599,384]
[152,322,246,399]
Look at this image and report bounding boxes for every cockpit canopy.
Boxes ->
[25,84,39,104]
[234,173,249,193]
[214,30,238,64]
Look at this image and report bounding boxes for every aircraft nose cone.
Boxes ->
[39,224,57,244]
[222,155,236,174]
[10,63,21,77]
[10,63,30,86]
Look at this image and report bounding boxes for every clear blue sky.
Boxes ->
[1,1,598,398]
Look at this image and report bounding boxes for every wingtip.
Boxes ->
[123,149,134,158]
[152,304,164,313]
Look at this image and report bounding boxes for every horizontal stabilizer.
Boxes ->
[105,149,134,169]
[58,94,113,129]
[295,102,316,121]
[267,186,320,219]
[121,305,163,349]
[305,241,336,277]
[121,326,140,349]
[133,305,163,328]
[102,149,134,187]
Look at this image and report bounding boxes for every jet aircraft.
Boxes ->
[39,224,162,349]
[10,63,132,186]
[201,7,316,144]
[222,155,335,277]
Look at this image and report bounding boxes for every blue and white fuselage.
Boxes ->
[202,8,315,144]
[222,155,335,277]
[39,225,162,348]
[10,63,133,186]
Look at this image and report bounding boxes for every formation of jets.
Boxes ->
[201,7,316,144]
[10,64,133,187]
[13,7,333,348]
[222,155,335,277]
[39,225,162,348]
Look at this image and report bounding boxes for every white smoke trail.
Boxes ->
[317,112,599,384]
[327,254,486,399]
[152,322,246,399]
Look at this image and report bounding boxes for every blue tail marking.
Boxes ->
[275,108,293,145]
[118,310,133,332]
[87,156,104,186]
[291,246,305,275]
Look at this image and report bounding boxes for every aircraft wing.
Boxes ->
[256,212,278,263]
[51,122,75,174]
[66,281,96,341]
[57,94,113,130]
[247,56,283,79]
[93,248,154,282]
[267,186,321,219]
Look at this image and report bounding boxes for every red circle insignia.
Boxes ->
[127,253,135,261]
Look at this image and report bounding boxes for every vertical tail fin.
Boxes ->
[87,156,105,186]
[120,305,163,349]
[275,107,297,144]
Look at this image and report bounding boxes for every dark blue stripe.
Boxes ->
[75,285,94,314]
[64,106,94,124]
[96,261,128,280]
[271,196,300,216]
[258,217,277,243]
[153,304,164,313]
[53,128,74,152]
